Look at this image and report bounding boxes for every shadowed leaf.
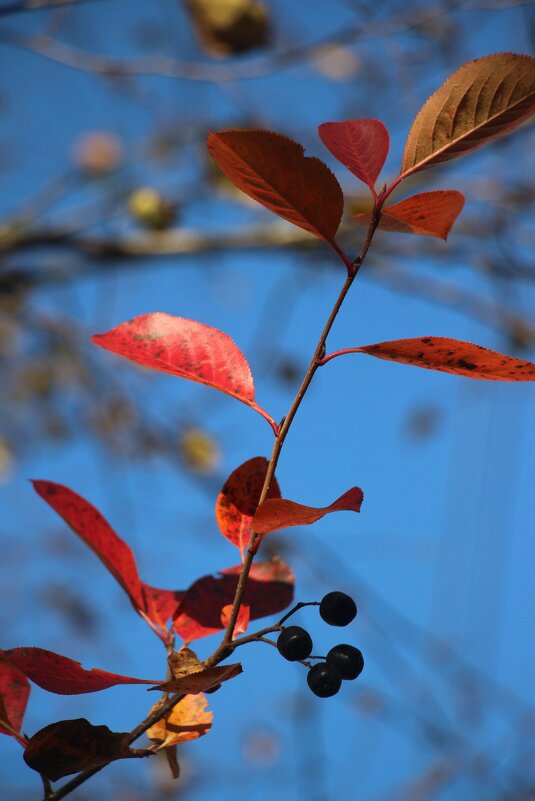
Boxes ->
[353,337,535,380]
[92,313,276,431]
[173,557,294,642]
[32,480,180,635]
[24,719,146,781]
[147,694,213,750]
[207,130,344,246]
[353,191,465,239]
[152,662,242,694]
[318,119,389,190]
[0,648,159,695]
[253,487,364,535]
[401,53,535,178]
[216,457,281,557]
[0,663,30,746]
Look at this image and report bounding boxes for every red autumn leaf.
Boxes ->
[353,191,465,240]
[173,557,294,643]
[216,457,281,557]
[318,119,389,192]
[0,648,159,695]
[24,718,145,781]
[207,130,344,248]
[343,337,535,380]
[32,480,181,636]
[0,663,30,746]
[253,487,364,535]
[221,604,250,637]
[92,313,276,432]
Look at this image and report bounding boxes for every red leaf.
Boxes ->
[215,457,281,558]
[92,314,276,431]
[0,648,159,695]
[207,130,344,247]
[32,480,170,634]
[253,487,364,535]
[0,663,30,746]
[318,119,389,192]
[24,718,142,781]
[353,191,465,240]
[173,557,294,643]
[351,337,535,380]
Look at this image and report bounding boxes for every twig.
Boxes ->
[0,0,100,17]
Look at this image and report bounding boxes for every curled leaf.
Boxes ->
[253,487,364,535]
[0,663,30,746]
[401,53,535,178]
[24,718,146,781]
[353,191,465,240]
[92,314,276,431]
[147,695,213,749]
[345,336,535,380]
[216,457,281,557]
[152,662,242,694]
[0,648,159,695]
[173,557,294,642]
[207,130,344,247]
[318,119,389,191]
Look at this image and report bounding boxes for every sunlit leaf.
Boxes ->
[253,487,364,535]
[147,695,213,749]
[92,314,276,431]
[318,119,389,191]
[0,648,159,695]
[216,457,281,557]
[400,53,535,178]
[347,336,535,380]
[32,481,180,635]
[0,663,30,746]
[353,191,465,239]
[207,130,344,247]
[221,603,250,637]
[24,719,144,781]
[173,557,294,642]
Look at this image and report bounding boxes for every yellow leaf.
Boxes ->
[147,695,213,749]
[401,53,535,178]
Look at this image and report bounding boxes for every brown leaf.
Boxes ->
[152,662,242,694]
[147,695,213,749]
[355,336,535,380]
[353,191,465,240]
[207,130,344,247]
[23,719,146,781]
[400,53,535,178]
[253,487,364,535]
[168,648,204,680]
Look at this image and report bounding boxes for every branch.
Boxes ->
[0,0,100,17]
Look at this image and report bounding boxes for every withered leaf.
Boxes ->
[23,718,149,781]
[147,695,213,749]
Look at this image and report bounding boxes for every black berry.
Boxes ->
[319,591,357,626]
[307,663,342,697]
[326,644,364,680]
[277,626,313,661]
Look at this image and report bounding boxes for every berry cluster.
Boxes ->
[276,591,364,698]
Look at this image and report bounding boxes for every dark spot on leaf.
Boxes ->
[457,358,477,370]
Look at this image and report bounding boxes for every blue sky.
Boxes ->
[0,2,534,799]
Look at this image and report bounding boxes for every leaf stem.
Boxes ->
[205,215,380,668]
[42,212,381,801]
